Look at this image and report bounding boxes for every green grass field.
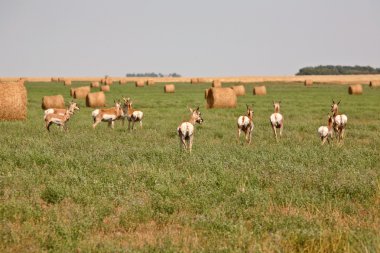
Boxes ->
[1,81,379,252]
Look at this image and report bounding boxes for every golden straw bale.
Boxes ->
[197,78,207,83]
[86,92,106,108]
[253,86,267,95]
[64,80,72,86]
[51,77,59,82]
[164,84,175,93]
[304,79,313,86]
[91,81,100,88]
[42,95,65,110]
[100,85,110,92]
[147,80,155,86]
[348,84,363,95]
[119,79,127,85]
[205,88,210,99]
[73,86,90,99]
[0,82,27,120]
[135,80,145,87]
[369,81,380,87]
[230,85,246,96]
[212,80,222,88]
[206,88,237,109]
[105,78,113,85]
[191,78,198,84]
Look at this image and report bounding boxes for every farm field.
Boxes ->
[0,81,379,252]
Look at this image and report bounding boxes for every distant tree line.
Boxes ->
[296,65,380,75]
[126,72,181,77]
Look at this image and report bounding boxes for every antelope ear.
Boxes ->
[246,104,249,109]
[337,101,340,105]
[332,99,335,104]
[196,106,199,111]
[279,101,281,104]
[189,107,193,113]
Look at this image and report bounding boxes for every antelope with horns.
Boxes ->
[270,101,284,141]
[318,114,333,145]
[237,104,254,144]
[92,100,124,129]
[121,97,144,130]
[330,100,348,141]
[44,100,79,118]
[177,107,203,153]
[44,109,72,132]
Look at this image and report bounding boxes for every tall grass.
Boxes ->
[0,81,379,252]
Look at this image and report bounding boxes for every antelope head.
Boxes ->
[273,101,281,112]
[246,104,253,118]
[190,106,203,124]
[331,100,340,113]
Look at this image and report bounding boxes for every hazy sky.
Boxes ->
[1,0,379,77]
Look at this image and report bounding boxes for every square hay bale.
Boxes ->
[0,82,27,120]
[42,95,65,110]
[206,87,237,109]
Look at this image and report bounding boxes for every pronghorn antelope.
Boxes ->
[177,107,203,153]
[121,97,144,130]
[92,100,124,129]
[330,100,348,141]
[237,104,254,144]
[44,101,79,117]
[318,114,333,145]
[44,109,71,132]
[270,101,284,140]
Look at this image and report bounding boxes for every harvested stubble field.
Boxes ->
[0,81,379,252]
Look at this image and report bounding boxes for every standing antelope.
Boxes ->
[318,114,333,145]
[44,101,79,117]
[121,97,144,130]
[270,101,284,141]
[177,107,203,153]
[92,100,124,129]
[237,104,254,144]
[44,109,71,132]
[330,100,348,141]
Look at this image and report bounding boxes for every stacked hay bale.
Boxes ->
[212,80,222,88]
[369,81,380,87]
[304,79,313,86]
[230,85,246,96]
[71,86,90,99]
[206,88,237,109]
[100,85,110,92]
[253,86,267,95]
[348,84,363,95]
[91,81,100,88]
[0,82,27,120]
[86,92,106,107]
[41,95,65,110]
[135,80,145,87]
[164,84,175,93]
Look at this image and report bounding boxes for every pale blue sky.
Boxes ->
[0,0,379,77]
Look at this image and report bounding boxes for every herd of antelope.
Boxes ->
[43,98,348,151]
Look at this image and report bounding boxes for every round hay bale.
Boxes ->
[119,79,127,85]
[348,84,363,95]
[91,81,100,88]
[51,77,59,82]
[135,80,145,87]
[147,80,155,86]
[206,88,237,109]
[369,81,380,87]
[86,92,106,108]
[230,85,246,96]
[73,86,91,99]
[64,80,72,86]
[191,78,198,84]
[164,84,175,93]
[42,95,65,110]
[212,80,222,88]
[304,79,313,86]
[105,78,113,85]
[197,78,207,83]
[100,85,110,92]
[253,86,267,95]
[0,82,27,120]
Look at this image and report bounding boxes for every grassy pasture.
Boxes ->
[0,81,379,252]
